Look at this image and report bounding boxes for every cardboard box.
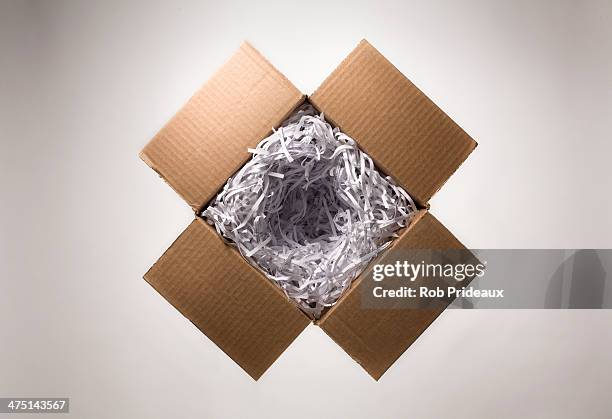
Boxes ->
[140,40,477,380]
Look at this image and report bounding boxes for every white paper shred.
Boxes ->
[202,105,417,318]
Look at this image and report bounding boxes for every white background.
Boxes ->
[1,0,611,418]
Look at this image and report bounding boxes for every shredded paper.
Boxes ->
[203,105,417,318]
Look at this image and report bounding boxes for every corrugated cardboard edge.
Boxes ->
[318,211,475,380]
[144,217,310,380]
[310,39,477,206]
[140,41,304,212]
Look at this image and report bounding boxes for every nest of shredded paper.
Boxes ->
[203,105,416,317]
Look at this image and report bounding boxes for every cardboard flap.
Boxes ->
[318,211,471,380]
[144,218,310,380]
[141,42,304,211]
[310,40,476,205]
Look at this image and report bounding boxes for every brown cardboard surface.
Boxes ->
[318,211,470,380]
[310,40,477,205]
[144,217,310,380]
[140,42,304,211]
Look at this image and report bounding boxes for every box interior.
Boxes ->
[201,98,425,319]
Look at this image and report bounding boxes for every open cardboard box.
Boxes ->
[140,40,477,380]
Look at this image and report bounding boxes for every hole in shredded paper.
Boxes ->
[202,103,417,318]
